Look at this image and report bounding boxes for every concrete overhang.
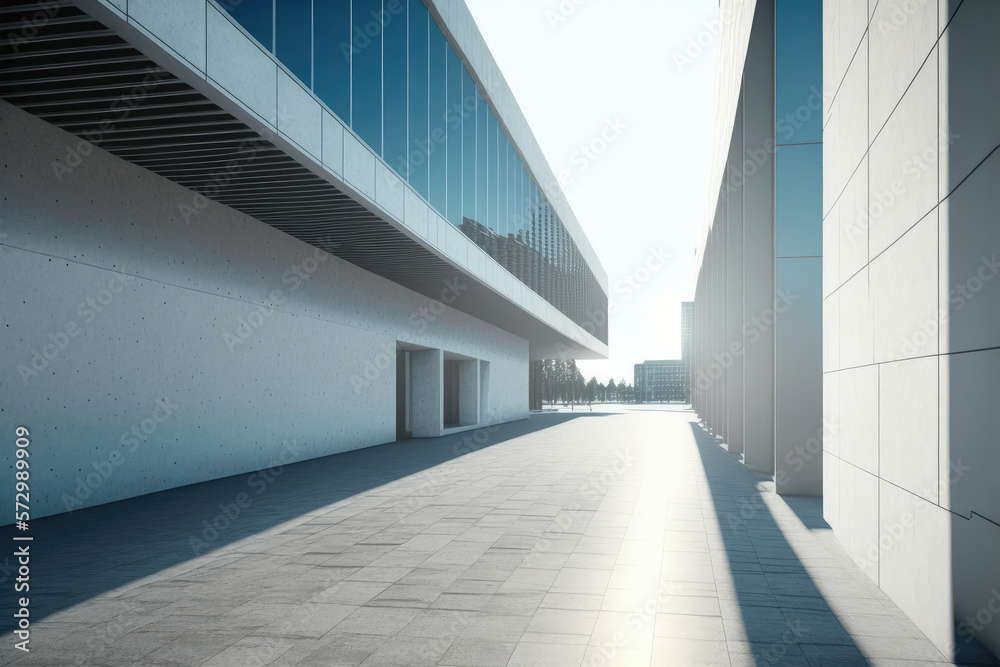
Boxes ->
[0,0,608,360]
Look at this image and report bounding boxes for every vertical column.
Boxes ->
[411,348,443,437]
[459,359,479,426]
[725,91,746,456]
[717,189,729,443]
[773,0,823,495]
[741,0,775,474]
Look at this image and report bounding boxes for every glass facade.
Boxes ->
[774,0,822,259]
[219,0,606,341]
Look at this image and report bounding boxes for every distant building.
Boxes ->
[681,300,693,385]
[634,360,688,403]
[635,302,693,403]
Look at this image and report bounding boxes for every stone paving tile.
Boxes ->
[1,410,994,666]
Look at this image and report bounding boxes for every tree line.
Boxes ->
[538,359,634,405]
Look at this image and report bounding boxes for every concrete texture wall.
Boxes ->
[0,101,528,521]
[822,0,1000,658]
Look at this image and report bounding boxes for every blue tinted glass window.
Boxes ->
[276,0,311,85]
[775,144,822,257]
[498,133,507,237]
[314,1,351,123]
[221,0,273,51]
[428,21,448,215]
[510,144,518,237]
[775,0,822,144]
[514,162,525,238]
[383,0,407,165]
[487,109,498,231]
[445,48,463,225]
[407,0,428,198]
[528,179,539,250]
[352,0,382,154]
[476,89,487,225]
[462,70,476,222]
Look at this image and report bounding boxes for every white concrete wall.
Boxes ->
[0,101,528,521]
[823,0,1000,658]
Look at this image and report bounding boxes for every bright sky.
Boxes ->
[465,0,718,386]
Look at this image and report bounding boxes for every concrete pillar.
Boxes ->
[725,91,746,456]
[411,348,442,437]
[740,0,775,474]
[459,359,479,426]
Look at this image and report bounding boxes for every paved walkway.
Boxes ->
[0,410,986,666]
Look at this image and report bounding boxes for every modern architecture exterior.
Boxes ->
[0,0,607,521]
[634,300,692,403]
[823,0,999,659]
[692,0,824,498]
[694,0,999,660]
[634,360,687,403]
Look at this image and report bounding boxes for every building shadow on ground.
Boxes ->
[688,422,868,665]
[0,412,607,631]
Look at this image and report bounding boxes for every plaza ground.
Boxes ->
[1,408,992,666]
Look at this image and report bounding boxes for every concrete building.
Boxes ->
[634,360,688,404]
[691,0,824,498]
[823,0,999,660]
[694,0,999,660]
[0,0,607,521]
[681,300,693,383]
[634,301,693,404]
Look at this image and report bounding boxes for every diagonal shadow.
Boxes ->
[0,412,608,631]
[689,422,869,665]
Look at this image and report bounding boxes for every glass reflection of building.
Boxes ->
[220,0,606,340]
